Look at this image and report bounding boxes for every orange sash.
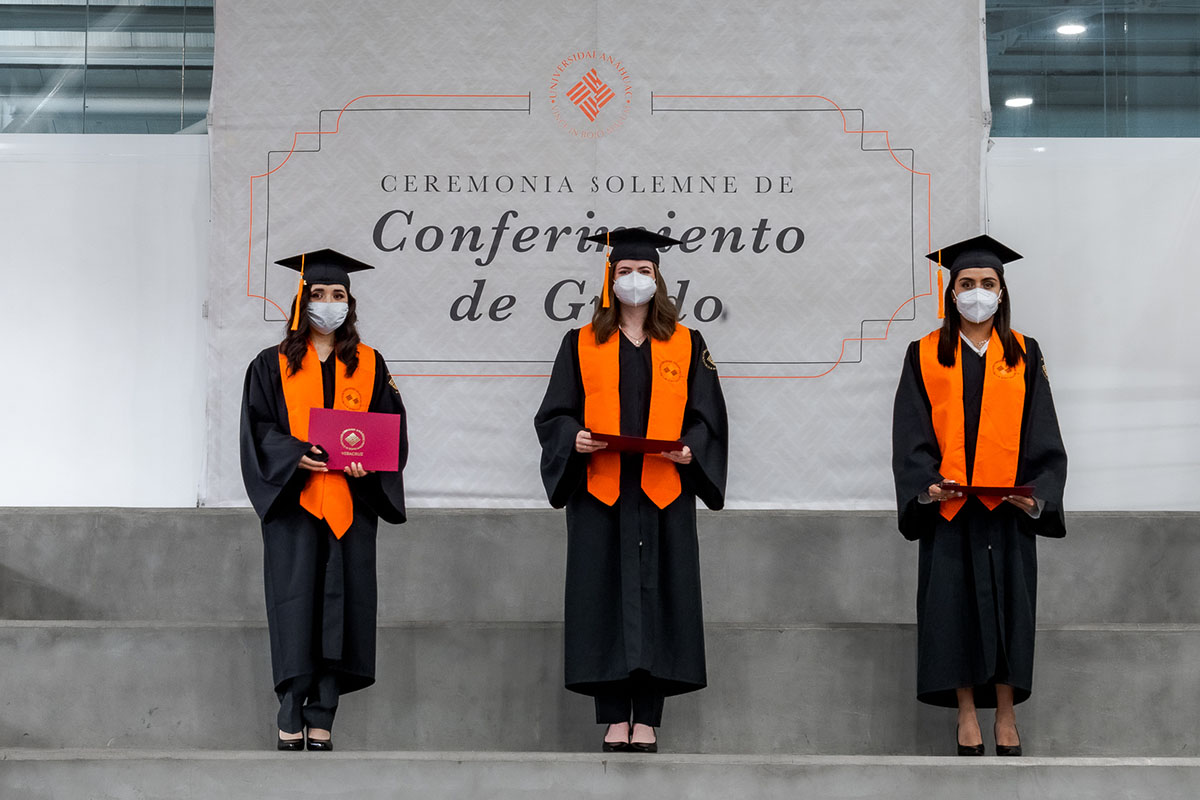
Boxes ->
[919,329,1026,520]
[279,342,376,538]
[578,323,691,509]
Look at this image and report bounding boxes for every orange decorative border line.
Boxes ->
[245,92,935,381]
[244,93,530,318]
[655,94,934,380]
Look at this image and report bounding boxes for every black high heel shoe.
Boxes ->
[994,723,1022,757]
[277,731,305,751]
[956,725,985,756]
[629,725,658,753]
[602,723,631,752]
[306,731,333,752]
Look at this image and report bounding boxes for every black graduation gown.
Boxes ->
[240,345,408,695]
[892,334,1067,708]
[534,327,728,698]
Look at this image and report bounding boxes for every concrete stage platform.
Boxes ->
[2,508,1197,797]
[3,751,1200,800]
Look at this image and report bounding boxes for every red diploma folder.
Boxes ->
[308,408,402,471]
[938,482,1035,498]
[591,432,683,454]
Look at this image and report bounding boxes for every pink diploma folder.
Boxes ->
[590,432,683,454]
[308,408,402,472]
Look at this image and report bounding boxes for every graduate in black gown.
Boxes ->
[240,249,407,751]
[534,228,728,753]
[892,235,1067,757]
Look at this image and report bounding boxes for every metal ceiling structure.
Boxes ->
[987,0,1200,135]
[0,0,212,133]
[0,1,1195,136]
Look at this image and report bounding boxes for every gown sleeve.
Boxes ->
[353,349,408,525]
[239,347,312,521]
[533,329,589,509]
[891,340,944,540]
[1016,337,1068,538]
[678,328,728,510]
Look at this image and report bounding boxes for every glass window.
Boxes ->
[0,0,213,134]
[988,1,1200,137]
[6,2,1193,137]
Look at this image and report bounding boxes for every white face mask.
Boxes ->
[612,272,657,307]
[308,301,348,334]
[954,287,1001,324]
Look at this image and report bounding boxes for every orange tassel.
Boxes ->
[936,250,945,319]
[290,252,306,330]
[601,230,611,308]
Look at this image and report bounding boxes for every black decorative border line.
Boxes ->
[258,95,533,323]
[648,100,919,367]
[253,94,924,372]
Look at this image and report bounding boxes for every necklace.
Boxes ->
[620,325,646,346]
[962,329,990,349]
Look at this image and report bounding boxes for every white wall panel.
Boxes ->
[987,138,1200,511]
[0,134,209,507]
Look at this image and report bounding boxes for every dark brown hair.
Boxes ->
[280,285,361,376]
[590,263,679,344]
[938,270,1024,368]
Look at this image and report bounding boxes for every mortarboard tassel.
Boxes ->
[601,230,611,308]
[290,252,306,330]
[936,250,945,320]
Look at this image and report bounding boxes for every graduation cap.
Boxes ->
[583,228,683,307]
[275,248,375,330]
[926,235,1022,319]
[275,248,375,287]
[926,234,1022,276]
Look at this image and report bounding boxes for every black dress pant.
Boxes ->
[593,671,665,727]
[277,665,339,733]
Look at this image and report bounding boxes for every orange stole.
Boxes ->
[278,342,376,538]
[577,323,691,509]
[919,329,1026,521]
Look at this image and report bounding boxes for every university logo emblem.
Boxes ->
[549,50,632,138]
[341,387,362,409]
[340,428,366,452]
[660,360,682,382]
[566,69,615,122]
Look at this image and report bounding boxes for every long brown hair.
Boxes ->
[280,285,362,376]
[590,263,679,344]
[937,271,1024,368]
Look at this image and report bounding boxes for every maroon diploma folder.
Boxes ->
[938,482,1035,498]
[308,408,402,471]
[591,432,683,454]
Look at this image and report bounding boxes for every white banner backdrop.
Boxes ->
[206,0,986,507]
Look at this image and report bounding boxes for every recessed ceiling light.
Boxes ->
[1005,97,1034,108]
[1057,24,1086,35]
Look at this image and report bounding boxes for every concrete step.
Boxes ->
[3,750,1200,800]
[2,508,1197,624]
[2,621,1196,756]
